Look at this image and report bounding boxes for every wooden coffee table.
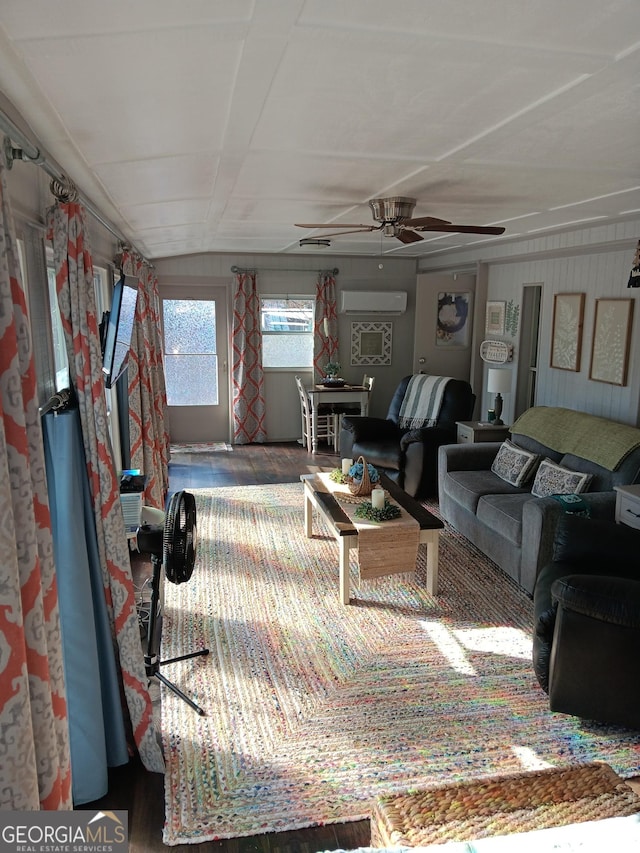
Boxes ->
[301,472,443,604]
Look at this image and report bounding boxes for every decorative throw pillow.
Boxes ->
[491,439,540,487]
[531,458,593,498]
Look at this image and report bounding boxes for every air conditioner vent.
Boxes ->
[339,291,407,315]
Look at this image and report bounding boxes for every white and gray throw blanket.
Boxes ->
[398,374,453,429]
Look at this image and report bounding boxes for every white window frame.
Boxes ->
[260,295,315,370]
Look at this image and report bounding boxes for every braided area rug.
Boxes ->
[161,484,640,844]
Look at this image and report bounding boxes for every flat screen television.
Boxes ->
[101,274,139,389]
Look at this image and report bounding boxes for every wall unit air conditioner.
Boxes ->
[339,290,407,315]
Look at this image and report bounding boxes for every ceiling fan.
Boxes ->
[295,197,505,245]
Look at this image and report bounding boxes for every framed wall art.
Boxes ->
[350,321,392,366]
[485,301,506,335]
[550,292,585,371]
[436,291,472,347]
[589,297,634,386]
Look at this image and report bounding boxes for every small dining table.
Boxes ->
[306,383,371,453]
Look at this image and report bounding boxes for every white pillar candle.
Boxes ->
[342,458,353,475]
[371,487,385,510]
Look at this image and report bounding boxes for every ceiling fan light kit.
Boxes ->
[299,238,331,247]
[295,197,506,245]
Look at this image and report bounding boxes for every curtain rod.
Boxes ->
[0,109,147,263]
[230,265,339,275]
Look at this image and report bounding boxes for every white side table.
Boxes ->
[614,484,640,530]
[456,421,510,444]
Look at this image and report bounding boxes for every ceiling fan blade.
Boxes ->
[396,228,424,244]
[402,216,452,227]
[304,226,381,239]
[295,222,375,229]
[416,223,506,235]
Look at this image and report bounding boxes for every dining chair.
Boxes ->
[331,374,375,433]
[363,374,375,400]
[294,376,338,452]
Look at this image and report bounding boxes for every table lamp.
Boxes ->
[487,368,511,426]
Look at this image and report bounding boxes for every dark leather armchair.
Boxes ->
[339,375,475,498]
[533,515,640,730]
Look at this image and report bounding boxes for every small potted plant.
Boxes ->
[322,361,344,386]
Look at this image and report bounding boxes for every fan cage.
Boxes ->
[164,490,197,584]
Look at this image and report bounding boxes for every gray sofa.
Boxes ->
[438,406,640,594]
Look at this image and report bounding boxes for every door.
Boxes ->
[515,284,542,419]
[414,273,476,378]
[160,284,229,443]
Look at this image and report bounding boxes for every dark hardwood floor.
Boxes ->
[167,441,339,494]
[85,441,372,853]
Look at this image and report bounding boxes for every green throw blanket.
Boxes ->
[510,406,640,471]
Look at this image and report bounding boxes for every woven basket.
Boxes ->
[347,455,373,496]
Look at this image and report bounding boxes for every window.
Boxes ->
[18,228,57,401]
[260,297,314,368]
[163,299,218,405]
[93,265,110,319]
[17,239,28,295]
[45,259,110,392]
[46,264,70,391]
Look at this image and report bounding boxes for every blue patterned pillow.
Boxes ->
[491,439,540,487]
[531,458,593,498]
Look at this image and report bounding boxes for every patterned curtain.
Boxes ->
[125,253,169,508]
[0,151,72,809]
[231,271,266,444]
[313,271,339,382]
[47,201,163,774]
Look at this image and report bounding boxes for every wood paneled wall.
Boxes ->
[418,218,640,428]
[486,248,638,426]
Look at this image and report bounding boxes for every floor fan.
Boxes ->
[136,489,209,716]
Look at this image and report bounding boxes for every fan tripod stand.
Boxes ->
[144,551,209,716]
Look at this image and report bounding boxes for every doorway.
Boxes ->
[515,283,542,419]
[160,284,229,443]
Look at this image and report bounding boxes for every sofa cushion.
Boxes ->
[531,458,593,498]
[444,470,527,514]
[555,453,614,492]
[477,493,535,545]
[559,450,640,492]
[491,439,540,487]
[510,432,564,463]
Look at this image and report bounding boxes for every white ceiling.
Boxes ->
[1,0,639,260]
